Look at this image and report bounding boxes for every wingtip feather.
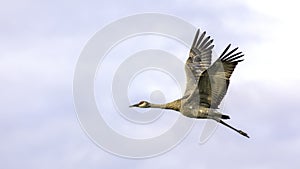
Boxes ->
[220,44,231,57]
[192,29,200,47]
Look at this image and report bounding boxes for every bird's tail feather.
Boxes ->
[221,114,230,119]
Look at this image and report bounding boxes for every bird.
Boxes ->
[129,29,249,138]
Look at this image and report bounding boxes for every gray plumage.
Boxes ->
[130,29,249,138]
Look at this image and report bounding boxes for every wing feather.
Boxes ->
[197,44,244,108]
[184,29,214,96]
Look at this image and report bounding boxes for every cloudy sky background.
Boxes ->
[1,0,300,168]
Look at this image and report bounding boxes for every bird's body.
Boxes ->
[130,29,249,138]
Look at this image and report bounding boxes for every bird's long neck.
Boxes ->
[149,103,167,109]
[149,99,181,111]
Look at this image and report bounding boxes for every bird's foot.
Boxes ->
[238,130,250,138]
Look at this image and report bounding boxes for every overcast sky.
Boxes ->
[1,0,300,168]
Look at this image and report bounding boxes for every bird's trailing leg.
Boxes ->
[219,120,250,138]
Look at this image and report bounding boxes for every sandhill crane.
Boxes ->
[129,29,249,138]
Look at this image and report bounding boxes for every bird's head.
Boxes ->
[129,101,151,108]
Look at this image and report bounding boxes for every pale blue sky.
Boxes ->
[1,0,300,168]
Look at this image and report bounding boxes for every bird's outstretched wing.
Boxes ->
[184,29,214,96]
[197,44,244,108]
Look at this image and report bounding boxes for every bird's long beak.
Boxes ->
[129,103,139,108]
